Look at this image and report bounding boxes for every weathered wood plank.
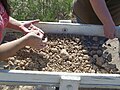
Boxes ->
[0,70,120,89]
[6,22,120,38]
[35,22,120,38]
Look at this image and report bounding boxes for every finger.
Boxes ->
[24,20,39,27]
[32,25,44,34]
[36,42,47,49]
[38,32,44,38]
[104,32,114,39]
[30,24,44,34]
[30,19,40,24]
[111,33,115,39]
[108,35,115,39]
[34,45,46,50]
[42,37,48,43]
[39,44,46,49]
[39,28,44,34]
[30,29,43,38]
[40,43,47,47]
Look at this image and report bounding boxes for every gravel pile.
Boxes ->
[1,33,120,90]
[3,33,119,74]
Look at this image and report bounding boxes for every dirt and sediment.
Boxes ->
[0,32,119,90]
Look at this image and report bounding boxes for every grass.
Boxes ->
[9,0,73,21]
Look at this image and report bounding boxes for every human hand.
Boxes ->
[103,24,116,39]
[19,20,44,36]
[22,20,39,28]
[25,31,47,49]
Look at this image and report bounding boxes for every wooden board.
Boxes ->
[0,70,120,89]
[6,22,120,38]
[35,22,120,38]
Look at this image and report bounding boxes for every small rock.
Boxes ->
[66,61,72,65]
[109,64,117,69]
[89,50,96,56]
[19,86,34,90]
[93,37,98,42]
[50,48,58,53]
[102,51,109,59]
[60,49,69,56]
[82,49,88,54]
[100,69,108,73]
[74,46,80,49]
[93,54,99,59]
[80,53,84,57]
[83,55,90,60]
[91,46,98,50]
[78,57,83,60]
[8,61,14,66]
[89,57,96,64]
[96,57,105,66]
[75,38,80,43]
[102,63,111,72]
[92,65,98,70]
[19,62,25,67]
[97,50,103,56]
[91,69,96,73]
[4,65,9,69]
[78,45,83,50]
[106,54,112,62]
[74,62,80,66]
[7,57,15,60]
[25,46,31,49]
[39,51,47,56]
[102,63,108,68]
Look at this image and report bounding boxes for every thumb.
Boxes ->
[42,37,48,43]
[30,19,40,24]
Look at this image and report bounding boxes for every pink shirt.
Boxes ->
[0,3,9,42]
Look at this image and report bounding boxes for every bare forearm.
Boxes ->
[89,0,115,26]
[6,17,24,32]
[0,35,28,60]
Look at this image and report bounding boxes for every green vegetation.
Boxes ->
[9,0,73,21]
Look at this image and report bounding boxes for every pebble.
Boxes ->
[82,49,88,54]
[90,50,96,56]
[92,65,98,70]
[93,54,99,59]
[39,51,47,56]
[96,57,105,66]
[4,65,9,69]
[97,50,103,56]
[83,55,90,60]
[92,37,98,42]
[8,61,14,66]
[60,49,68,55]
[25,46,31,49]
[50,48,58,53]
[91,46,98,50]
[60,49,69,60]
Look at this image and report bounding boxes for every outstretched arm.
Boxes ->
[6,17,24,32]
[6,17,43,34]
[0,34,28,60]
[0,32,46,60]
[89,0,116,39]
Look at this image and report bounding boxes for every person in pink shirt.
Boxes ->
[0,0,47,60]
